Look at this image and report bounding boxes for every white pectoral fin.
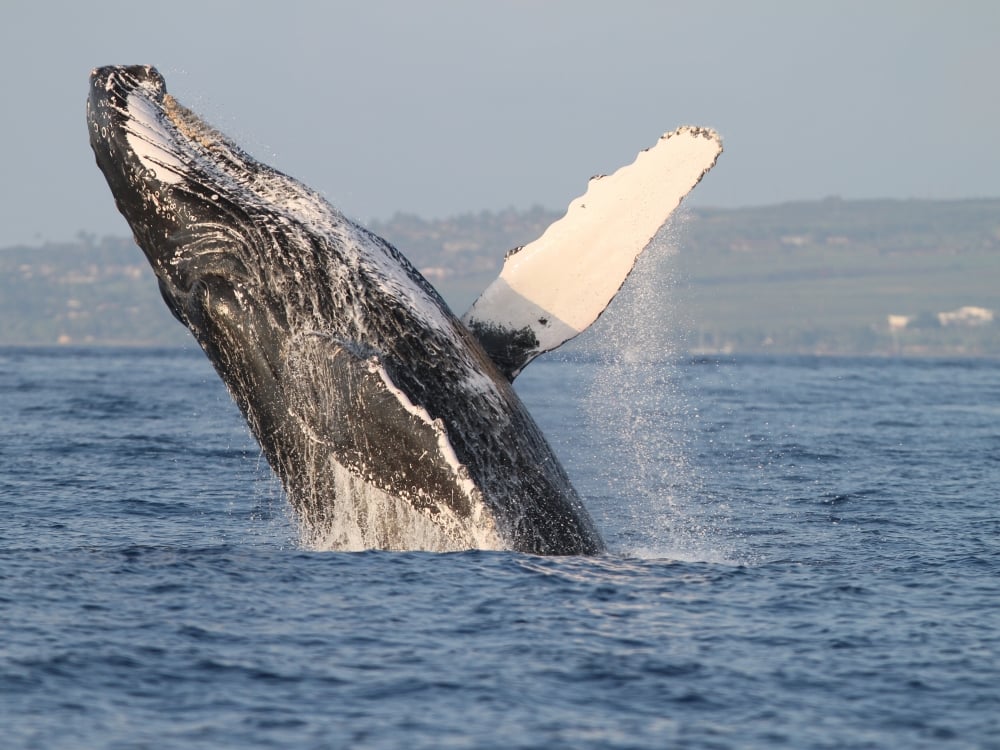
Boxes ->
[463,126,722,379]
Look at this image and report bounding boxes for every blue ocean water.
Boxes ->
[1,346,998,749]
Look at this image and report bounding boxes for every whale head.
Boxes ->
[86,65,370,487]
[87,65,348,333]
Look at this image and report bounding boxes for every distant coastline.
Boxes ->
[2,198,997,356]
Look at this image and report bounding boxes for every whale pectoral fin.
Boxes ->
[462,126,722,380]
[282,334,478,520]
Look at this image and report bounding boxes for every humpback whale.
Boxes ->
[86,65,721,554]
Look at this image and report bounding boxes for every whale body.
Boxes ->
[86,65,720,554]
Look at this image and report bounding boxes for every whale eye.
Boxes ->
[179,275,241,333]
[196,277,244,324]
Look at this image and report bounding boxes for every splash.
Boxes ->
[299,458,503,553]
[581,212,738,563]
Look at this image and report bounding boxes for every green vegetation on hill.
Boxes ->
[0,235,188,347]
[674,198,1000,356]
[2,198,998,355]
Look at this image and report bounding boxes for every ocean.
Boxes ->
[1,345,998,749]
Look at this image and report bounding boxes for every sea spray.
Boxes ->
[580,212,736,562]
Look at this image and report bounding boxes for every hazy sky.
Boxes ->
[1,1,997,246]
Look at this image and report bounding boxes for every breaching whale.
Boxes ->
[86,65,721,555]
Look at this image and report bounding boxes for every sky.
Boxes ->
[0,0,997,247]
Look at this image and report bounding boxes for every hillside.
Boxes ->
[1,198,998,355]
[676,198,1000,355]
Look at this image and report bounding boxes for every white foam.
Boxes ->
[623,545,744,566]
[302,458,503,552]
